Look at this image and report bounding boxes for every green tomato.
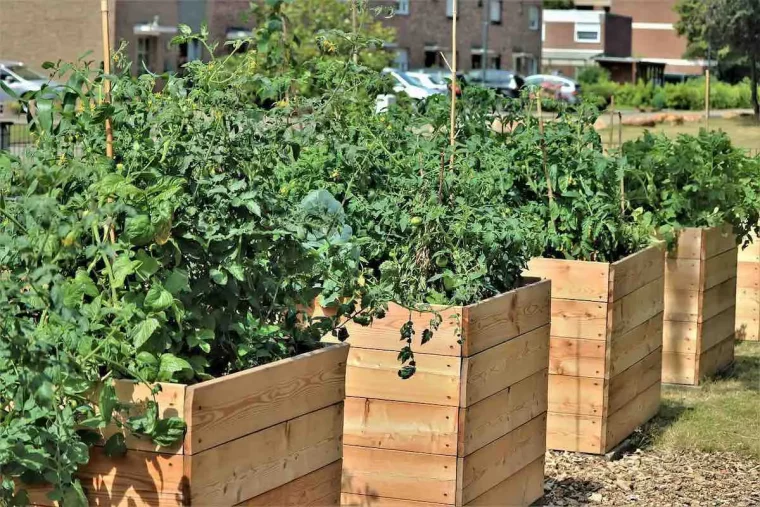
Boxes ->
[410,216,423,226]
[435,256,449,267]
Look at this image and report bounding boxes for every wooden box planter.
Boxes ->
[327,279,551,507]
[663,226,737,385]
[29,343,349,507]
[525,245,664,454]
[736,231,760,342]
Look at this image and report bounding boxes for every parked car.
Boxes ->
[382,68,443,100]
[409,68,465,95]
[465,69,525,98]
[524,74,582,103]
[0,60,55,96]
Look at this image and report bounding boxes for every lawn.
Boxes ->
[598,115,760,154]
[647,340,760,459]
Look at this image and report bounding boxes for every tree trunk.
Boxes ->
[752,55,760,121]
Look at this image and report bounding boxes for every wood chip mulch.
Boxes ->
[538,448,760,506]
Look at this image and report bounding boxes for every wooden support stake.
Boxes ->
[618,112,624,212]
[705,65,711,129]
[608,96,615,150]
[351,0,359,64]
[536,95,553,204]
[448,0,457,173]
[100,0,114,159]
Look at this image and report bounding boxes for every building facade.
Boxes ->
[574,0,706,76]
[378,0,543,76]
[0,0,253,76]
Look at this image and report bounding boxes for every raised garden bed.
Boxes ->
[663,226,737,385]
[736,232,760,342]
[525,245,664,454]
[327,279,550,506]
[27,343,349,506]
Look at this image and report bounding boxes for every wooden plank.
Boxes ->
[703,248,738,290]
[341,494,451,507]
[184,343,348,455]
[700,306,736,353]
[604,381,660,452]
[663,286,701,322]
[343,397,458,455]
[333,303,463,357]
[341,446,457,505]
[736,288,760,341]
[525,257,610,302]
[458,414,547,505]
[661,351,697,385]
[737,234,760,261]
[460,325,549,407]
[673,227,704,260]
[458,369,548,456]
[186,403,343,505]
[547,374,605,417]
[546,412,603,453]
[662,319,699,354]
[237,460,342,506]
[607,348,662,415]
[701,277,737,322]
[610,277,664,338]
[549,299,608,341]
[737,262,760,288]
[464,456,545,507]
[345,348,461,406]
[548,336,606,378]
[610,245,664,301]
[697,337,735,381]
[608,313,663,377]
[703,224,737,260]
[461,279,550,357]
[664,258,702,292]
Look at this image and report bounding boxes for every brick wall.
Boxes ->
[206,0,252,51]
[114,0,180,75]
[604,14,631,57]
[543,22,604,52]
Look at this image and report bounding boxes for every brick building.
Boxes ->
[574,0,706,77]
[378,0,543,75]
[0,0,253,75]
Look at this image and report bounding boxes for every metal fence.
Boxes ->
[0,121,34,156]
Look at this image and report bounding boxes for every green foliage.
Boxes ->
[622,129,760,244]
[577,66,611,85]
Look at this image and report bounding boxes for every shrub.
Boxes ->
[577,66,611,85]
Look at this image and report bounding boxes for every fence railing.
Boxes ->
[0,122,34,156]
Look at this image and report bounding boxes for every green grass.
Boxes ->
[598,116,760,154]
[647,341,760,459]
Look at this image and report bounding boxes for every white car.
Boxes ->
[406,71,449,93]
[524,74,581,103]
[382,68,442,100]
[0,61,55,96]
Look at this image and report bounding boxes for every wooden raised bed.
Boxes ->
[327,279,551,507]
[736,231,760,342]
[28,343,349,506]
[663,226,737,385]
[525,245,664,454]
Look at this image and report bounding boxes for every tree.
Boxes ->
[675,0,760,119]
[543,0,575,8]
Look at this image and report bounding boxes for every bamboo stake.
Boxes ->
[618,111,625,213]
[608,95,615,150]
[101,0,114,159]
[536,94,553,204]
[351,0,359,64]
[448,0,457,173]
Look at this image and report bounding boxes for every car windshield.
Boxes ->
[401,72,425,87]
[426,73,447,85]
[8,65,44,81]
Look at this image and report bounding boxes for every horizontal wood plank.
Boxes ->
[549,299,608,341]
[458,369,548,456]
[341,446,457,504]
[700,306,736,353]
[663,286,701,323]
[610,277,664,337]
[701,277,737,323]
[661,351,697,385]
[737,235,760,262]
[736,288,760,341]
[460,325,550,407]
[664,258,702,292]
[548,337,606,378]
[672,227,704,260]
[458,414,547,505]
[525,258,610,302]
[184,343,348,455]
[186,403,343,505]
[340,493,452,507]
[464,456,545,507]
[604,381,660,452]
[237,460,342,506]
[343,397,458,455]
[546,412,603,454]
[737,262,760,289]
[608,313,663,377]
[662,319,699,354]
[461,279,550,356]
[607,348,662,415]
[697,337,735,381]
[345,348,461,406]
[610,245,664,301]
[703,248,738,290]
[548,374,605,417]
[703,224,737,260]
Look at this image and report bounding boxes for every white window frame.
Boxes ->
[528,5,540,31]
[393,48,409,71]
[574,22,601,43]
[446,0,455,18]
[396,0,409,15]
[489,0,502,23]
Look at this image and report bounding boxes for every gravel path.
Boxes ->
[539,448,760,506]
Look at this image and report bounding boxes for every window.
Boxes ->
[393,49,409,71]
[396,0,409,15]
[137,37,154,74]
[471,53,482,70]
[490,0,502,24]
[574,23,601,43]
[446,0,455,17]
[424,50,444,68]
[528,5,540,31]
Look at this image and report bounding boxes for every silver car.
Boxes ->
[0,60,55,96]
